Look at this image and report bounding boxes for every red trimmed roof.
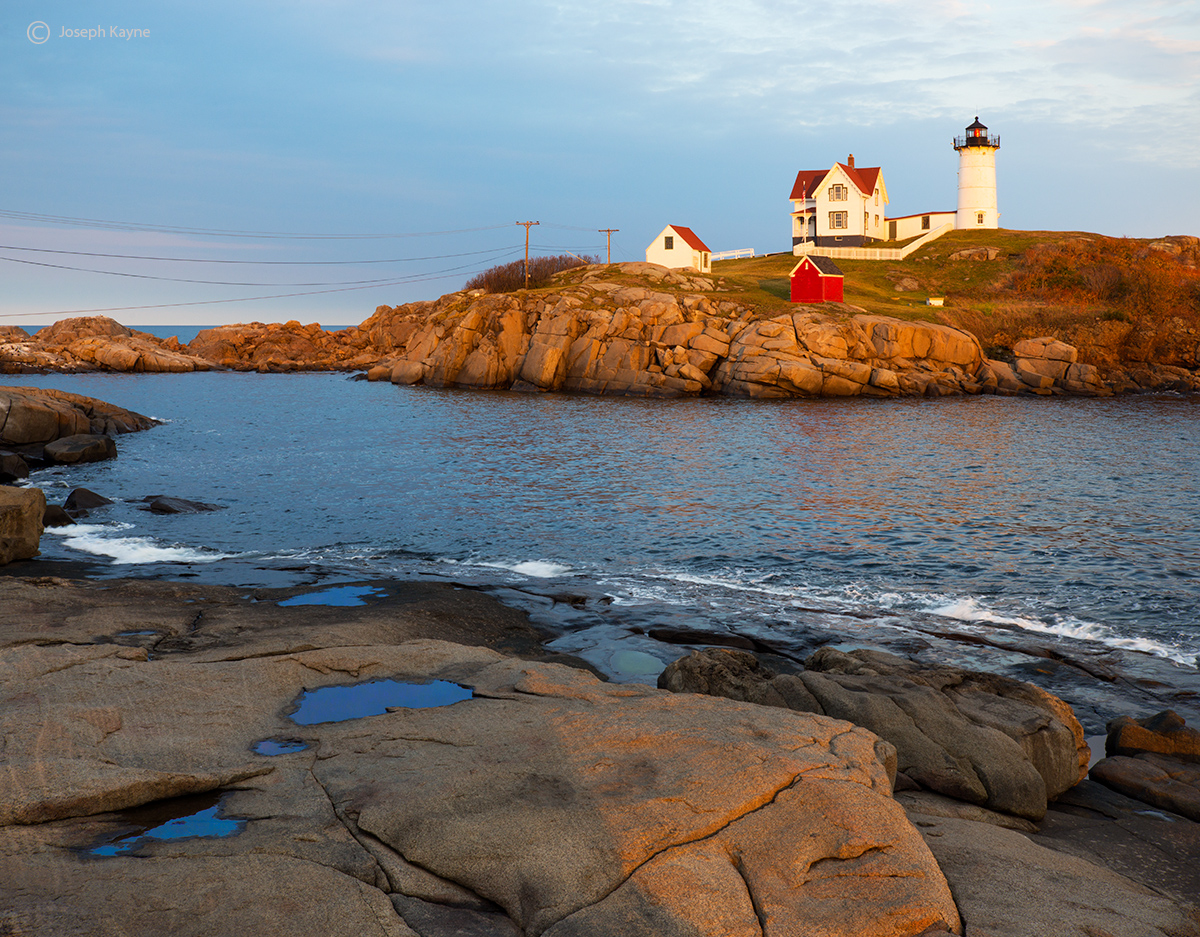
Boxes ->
[843,163,881,196]
[669,225,711,253]
[789,170,828,200]
[789,164,881,200]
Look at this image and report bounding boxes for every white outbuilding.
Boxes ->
[645,225,712,273]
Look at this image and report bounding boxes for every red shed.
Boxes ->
[789,255,844,303]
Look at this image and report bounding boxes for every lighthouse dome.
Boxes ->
[954,116,999,150]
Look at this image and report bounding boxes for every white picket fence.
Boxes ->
[792,223,953,261]
[711,248,755,261]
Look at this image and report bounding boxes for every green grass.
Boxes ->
[711,229,1123,322]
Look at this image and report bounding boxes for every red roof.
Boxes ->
[668,225,711,253]
[843,163,881,196]
[789,170,828,200]
[789,164,881,200]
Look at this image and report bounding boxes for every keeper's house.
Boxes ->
[645,225,712,274]
[789,255,844,303]
[789,155,888,252]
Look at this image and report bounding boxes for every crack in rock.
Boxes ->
[733,852,767,937]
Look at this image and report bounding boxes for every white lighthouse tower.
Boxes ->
[954,117,1000,229]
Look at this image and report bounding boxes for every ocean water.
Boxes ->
[10,371,1200,694]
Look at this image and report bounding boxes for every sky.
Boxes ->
[1,0,1197,327]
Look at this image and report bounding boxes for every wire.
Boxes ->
[0,208,514,240]
[0,251,524,319]
[0,253,434,287]
[0,243,521,265]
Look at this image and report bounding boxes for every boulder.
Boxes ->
[43,434,117,464]
[42,504,75,528]
[64,487,115,514]
[1106,710,1200,763]
[0,485,45,564]
[0,452,29,482]
[1090,753,1200,821]
[660,646,1088,820]
[139,496,222,515]
[390,360,427,385]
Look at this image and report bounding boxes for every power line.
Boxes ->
[0,252,524,319]
[0,253,456,287]
[0,243,521,266]
[0,208,514,240]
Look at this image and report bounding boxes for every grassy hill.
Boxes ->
[711,229,1200,366]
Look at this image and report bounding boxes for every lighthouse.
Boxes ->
[954,117,999,229]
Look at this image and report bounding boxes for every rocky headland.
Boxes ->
[3,249,1199,398]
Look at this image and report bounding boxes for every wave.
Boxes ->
[617,565,1199,666]
[46,523,232,565]
[450,557,573,578]
[922,595,1195,666]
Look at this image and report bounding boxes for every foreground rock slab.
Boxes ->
[0,637,960,937]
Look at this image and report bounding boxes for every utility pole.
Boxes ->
[516,221,539,289]
[598,228,619,265]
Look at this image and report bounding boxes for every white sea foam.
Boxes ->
[47,523,229,565]
[924,595,1194,665]
[480,559,572,578]
[433,556,572,579]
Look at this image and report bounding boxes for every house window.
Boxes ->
[921,215,930,230]
[664,236,674,249]
[976,212,985,225]
[874,189,879,206]
[874,214,879,227]
[864,211,869,229]
[829,184,847,200]
[829,211,848,229]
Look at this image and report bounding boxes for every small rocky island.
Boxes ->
[3,245,1199,398]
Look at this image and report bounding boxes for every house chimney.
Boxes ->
[847,154,855,169]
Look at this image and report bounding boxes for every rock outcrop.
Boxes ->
[0,386,159,445]
[9,260,1198,396]
[1,317,212,374]
[186,320,378,372]
[43,434,118,464]
[1106,709,1200,762]
[357,264,992,398]
[660,646,1089,820]
[0,486,45,565]
[1089,710,1200,822]
[0,637,962,937]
